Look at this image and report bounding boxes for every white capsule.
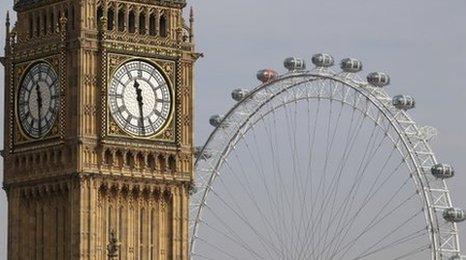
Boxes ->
[367,72,390,87]
[311,53,334,67]
[341,58,363,73]
[431,163,455,179]
[443,208,466,223]
[231,89,250,102]
[209,114,230,128]
[392,95,415,110]
[284,57,306,72]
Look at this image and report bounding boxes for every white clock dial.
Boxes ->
[109,60,172,137]
[18,62,60,139]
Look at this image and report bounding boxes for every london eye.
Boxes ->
[190,54,465,259]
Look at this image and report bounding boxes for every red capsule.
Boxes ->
[256,69,278,83]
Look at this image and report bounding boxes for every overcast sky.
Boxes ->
[0,0,466,258]
[191,0,466,255]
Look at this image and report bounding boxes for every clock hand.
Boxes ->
[36,83,43,136]
[133,80,145,134]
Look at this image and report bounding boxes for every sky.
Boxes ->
[190,0,466,256]
[0,0,466,258]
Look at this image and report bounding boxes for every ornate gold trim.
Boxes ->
[104,53,178,143]
[13,57,62,147]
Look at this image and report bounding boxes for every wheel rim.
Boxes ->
[190,68,460,259]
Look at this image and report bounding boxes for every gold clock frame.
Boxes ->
[104,53,177,143]
[13,57,62,145]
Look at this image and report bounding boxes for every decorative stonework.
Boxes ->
[12,55,62,149]
[103,53,178,143]
[4,0,197,259]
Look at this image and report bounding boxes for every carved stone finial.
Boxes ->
[100,16,108,31]
[6,11,10,28]
[189,6,194,22]
[189,6,194,43]
[107,229,120,259]
[5,11,10,47]
[59,15,68,31]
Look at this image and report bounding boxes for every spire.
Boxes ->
[5,11,10,50]
[189,6,194,22]
[6,11,10,36]
[6,11,10,28]
[189,6,194,43]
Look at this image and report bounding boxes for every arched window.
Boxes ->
[147,154,155,170]
[42,11,47,35]
[36,14,40,37]
[168,155,176,172]
[50,9,55,33]
[70,6,75,30]
[115,150,124,167]
[149,13,156,36]
[137,153,145,168]
[159,15,167,37]
[139,12,146,34]
[158,155,166,172]
[97,6,103,27]
[128,10,135,33]
[117,9,125,31]
[29,15,33,38]
[104,149,113,166]
[63,8,69,30]
[125,152,134,168]
[107,8,114,30]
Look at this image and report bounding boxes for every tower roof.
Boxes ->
[15,0,187,10]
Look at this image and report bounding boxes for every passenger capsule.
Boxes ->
[284,57,306,72]
[443,207,466,223]
[231,88,250,102]
[257,69,278,83]
[340,58,363,73]
[194,146,213,160]
[367,72,390,87]
[311,53,334,67]
[431,163,455,179]
[209,114,230,128]
[392,95,415,110]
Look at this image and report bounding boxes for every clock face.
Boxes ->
[17,62,60,139]
[109,60,172,137]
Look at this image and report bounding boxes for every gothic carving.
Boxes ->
[12,55,62,147]
[103,53,177,143]
[4,0,195,259]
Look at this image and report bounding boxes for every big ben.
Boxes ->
[1,0,198,259]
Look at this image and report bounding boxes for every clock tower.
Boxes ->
[2,0,198,259]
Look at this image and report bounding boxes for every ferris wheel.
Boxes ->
[190,54,465,260]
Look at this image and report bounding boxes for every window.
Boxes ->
[97,6,103,27]
[159,15,167,37]
[128,10,135,33]
[139,12,146,34]
[118,9,125,31]
[149,13,156,36]
[107,8,114,30]
[36,14,40,36]
[70,6,75,30]
[29,15,33,38]
[42,11,47,34]
[104,149,113,166]
[168,156,176,172]
[158,155,166,172]
[50,10,55,33]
